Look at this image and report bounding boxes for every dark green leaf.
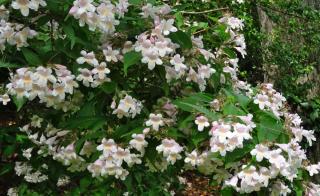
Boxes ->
[100,81,117,94]
[223,103,246,116]
[123,51,142,75]
[21,48,42,66]
[63,24,76,49]
[173,100,219,120]
[0,60,21,68]
[169,30,193,49]
[12,96,27,111]
[225,142,255,163]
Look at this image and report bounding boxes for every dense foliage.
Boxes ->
[0,0,320,195]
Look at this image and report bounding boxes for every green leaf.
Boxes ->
[0,60,21,68]
[0,164,13,176]
[60,116,105,130]
[220,187,234,196]
[100,81,117,94]
[80,178,91,192]
[169,30,193,49]
[12,96,27,111]
[123,51,142,75]
[21,48,42,66]
[255,111,285,142]
[63,25,76,49]
[173,100,219,121]
[225,142,255,163]
[128,0,142,5]
[223,103,246,116]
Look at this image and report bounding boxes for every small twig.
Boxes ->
[193,29,208,35]
[180,7,229,15]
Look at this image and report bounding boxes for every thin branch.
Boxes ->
[257,4,312,22]
[193,29,208,35]
[180,7,229,15]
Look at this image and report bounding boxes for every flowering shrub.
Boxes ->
[0,0,319,195]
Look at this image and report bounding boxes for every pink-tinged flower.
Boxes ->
[156,138,183,164]
[87,159,105,177]
[145,113,164,131]
[266,149,286,169]
[129,134,148,153]
[253,94,270,110]
[141,50,162,70]
[96,138,117,155]
[76,50,99,66]
[194,116,210,132]
[103,46,120,62]
[12,0,36,16]
[250,144,269,162]
[158,19,177,35]
[92,62,110,79]
[76,68,93,87]
[69,0,95,17]
[184,150,206,166]
[170,54,187,72]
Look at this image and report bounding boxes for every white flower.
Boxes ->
[253,94,270,110]
[103,46,120,62]
[194,116,210,131]
[156,138,183,164]
[0,94,11,105]
[159,19,177,35]
[7,187,18,196]
[22,148,33,160]
[87,159,104,177]
[170,54,187,72]
[97,2,115,18]
[30,115,43,128]
[129,133,148,153]
[92,62,110,79]
[184,150,205,166]
[12,0,36,16]
[76,68,93,87]
[52,83,66,100]
[141,50,163,70]
[198,64,216,79]
[233,123,252,142]
[305,164,320,176]
[97,138,117,155]
[76,50,99,66]
[79,141,95,157]
[69,0,95,17]
[145,113,164,131]
[250,144,269,162]
[266,149,286,169]
[57,175,70,187]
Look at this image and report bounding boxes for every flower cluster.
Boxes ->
[0,6,37,51]
[87,138,143,180]
[69,0,128,33]
[135,5,217,91]
[111,94,143,119]
[5,65,80,110]
[76,50,111,87]
[184,150,207,167]
[15,162,48,183]
[53,143,87,172]
[209,114,255,156]
[156,138,183,164]
[253,83,286,116]
[11,0,47,16]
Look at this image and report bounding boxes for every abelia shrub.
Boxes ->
[0,0,319,195]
